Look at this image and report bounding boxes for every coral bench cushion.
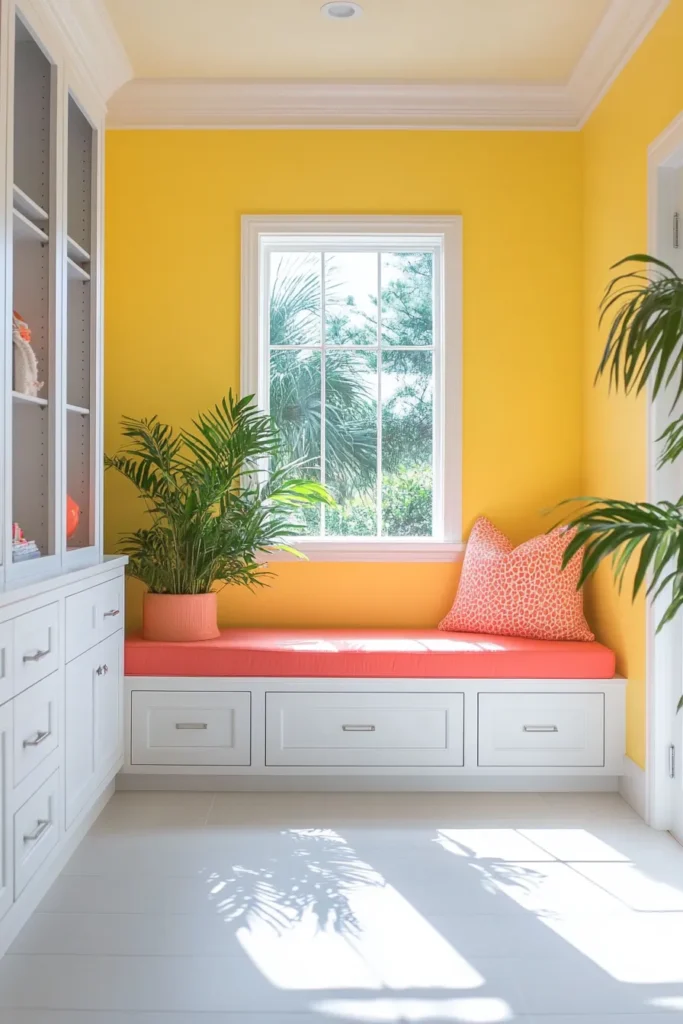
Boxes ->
[125,628,616,679]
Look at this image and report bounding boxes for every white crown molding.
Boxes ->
[104,0,668,130]
[569,0,670,128]
[19,0,132,113]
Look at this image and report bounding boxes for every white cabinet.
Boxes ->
[65,631,123,827]
[13,769,60,896]
[0,705,12,923]
[13,672,60,785]
[12,603,59,696]
[131,691,251,766]
[65,575,124,661]
[2,2,104,582]
[0,624,13,708]
[265,692,465,767]
[477,692,605,768]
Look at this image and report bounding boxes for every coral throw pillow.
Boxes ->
[439,517,594,642]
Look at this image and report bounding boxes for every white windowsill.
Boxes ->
[263,540,466,563]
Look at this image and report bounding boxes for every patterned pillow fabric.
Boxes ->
[439,516,594,642]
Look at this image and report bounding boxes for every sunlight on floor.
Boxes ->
[313,996,513,1022]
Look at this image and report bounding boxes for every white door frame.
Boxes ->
[646,111,683,830]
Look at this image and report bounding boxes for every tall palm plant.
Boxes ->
[563,255,683,705]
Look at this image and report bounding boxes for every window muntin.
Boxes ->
[262,239,441,541]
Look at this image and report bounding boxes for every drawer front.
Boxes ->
[14,769,60,897]
[13,673,60,786]
[478,692,605,767]
[266,692,465,767]
[13,603,60,696]
[0,621,13,707]
[65,576,124,663]
[131,691,251,766]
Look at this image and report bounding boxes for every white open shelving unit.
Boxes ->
[2,2,104,581]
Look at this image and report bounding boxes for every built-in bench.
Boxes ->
[122,629,625,791]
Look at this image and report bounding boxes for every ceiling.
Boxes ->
[104,0,611,84]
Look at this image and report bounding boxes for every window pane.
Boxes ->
[381,252,433,347]
[324,351,378,537]
[269,252,321,347]
[381,350,433,537]
[325,252,378,345]
[269,349,322,536]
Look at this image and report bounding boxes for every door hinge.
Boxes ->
[675,212,680,249]
[669,743,676,779]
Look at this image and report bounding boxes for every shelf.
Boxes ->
[13,184,48,222]
[67,256,90,282]
[13,208,48,243]
[66,403,90,416]
[12,390,47,407]
[67,235,90,263]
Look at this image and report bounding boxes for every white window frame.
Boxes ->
[241,215,463,563]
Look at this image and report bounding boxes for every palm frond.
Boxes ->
[106,392,332,594]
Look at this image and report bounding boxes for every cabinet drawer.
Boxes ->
[65,575,124,662]
[13,673,60,786]
[0,621,13,707]
[14,770,60,897]
[266,692,465,767]
[13,603,59,696]
[131,691,251,766]
[477,692,605,767]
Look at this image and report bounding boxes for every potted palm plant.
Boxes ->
[105,392,332,642]
[563,255,683,705]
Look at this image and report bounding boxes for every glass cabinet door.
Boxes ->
[65,93,96,556]
[10,13,56,570]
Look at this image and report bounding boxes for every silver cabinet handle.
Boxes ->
[175,722,208,730]
[104,609,120,618]
[23,647,50,663]
[523,725,559,733]
[23,729,51,748]
[23,819,50,843]
[95,664,109,676]
[342,724,376,732]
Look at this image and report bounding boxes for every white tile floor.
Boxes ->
[1,791,683,1022]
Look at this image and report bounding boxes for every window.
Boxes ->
[242,216,462,561]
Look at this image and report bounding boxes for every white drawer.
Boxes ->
[131,691,251,766]
[65,576,124,663]
[477,692,605,767]
[13,603,60,697]
[266,692,465,767]
[0,620,13,707]
[14,769,60,897]
[13,673,60,786]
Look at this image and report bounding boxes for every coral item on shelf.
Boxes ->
[12,310,44,397]
[66,494,80,539]
[11,522,41,561]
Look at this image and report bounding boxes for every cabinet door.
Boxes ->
[94,633,122,775]
[64,647,96,829]
[0,703,13,922]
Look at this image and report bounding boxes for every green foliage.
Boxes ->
[268,252,434,535]
[562,255,683,707]
[105,393,333,594]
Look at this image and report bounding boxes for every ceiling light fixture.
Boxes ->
[320,2,363,20]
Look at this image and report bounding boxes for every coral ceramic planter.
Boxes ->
[142,593,220,642]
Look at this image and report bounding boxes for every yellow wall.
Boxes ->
[582,0,683,767]
[104,130,583,633]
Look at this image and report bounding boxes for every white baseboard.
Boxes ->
[618,755,648,821]
[0,779,115,958]
[116,773,620,794]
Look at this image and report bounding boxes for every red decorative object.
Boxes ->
[66,495,80,539]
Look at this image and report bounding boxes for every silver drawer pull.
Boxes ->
[175,722,208,730]
[95,664,109,676]
[523,725,559,733]
[23,819,51,844]
[342,724,376,732]
[104,609,120,618]
[23,647,50,663]
[23,729,51,748]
